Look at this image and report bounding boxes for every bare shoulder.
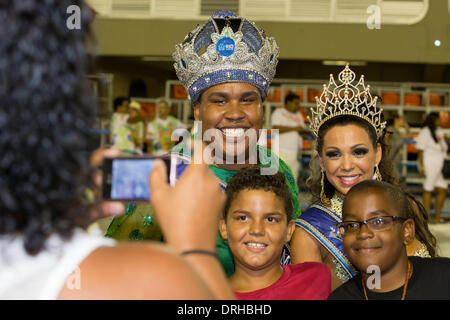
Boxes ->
[290,226,323,263]
[58,242,214,300]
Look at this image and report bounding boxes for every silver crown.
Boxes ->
[172,11,279,102]
[308,64,386,138]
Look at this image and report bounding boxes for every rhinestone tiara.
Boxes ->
[308,64,386,139]
[172,10,279,103]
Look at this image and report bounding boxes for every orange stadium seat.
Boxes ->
[294,89,304,102]
[404,94,421,106]
[406,133,418,154]
[440,111,450,128]
[303,139,313,150]
[381,93,400,105]
[430,94,443,106]
[172,84,188,99]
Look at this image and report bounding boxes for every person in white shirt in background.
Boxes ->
[110,98,144,155]
[147,98,187,155]
[109,97,130,144]
[271,92,310,181]
[128,100,145,154]
[417,112,449,223]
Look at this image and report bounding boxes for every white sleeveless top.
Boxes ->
[0,229,115,299]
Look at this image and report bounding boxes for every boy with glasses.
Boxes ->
[329,180,450,300]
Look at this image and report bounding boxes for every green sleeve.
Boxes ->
[216,233,235,277]
[105,203,236,277]
[105,203,164,241]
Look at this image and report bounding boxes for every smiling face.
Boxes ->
[319,124,382,199]
[219,189,295,273]
[342,188,414,275]
[193,82,264,166]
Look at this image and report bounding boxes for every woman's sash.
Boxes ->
[295,204,356,280]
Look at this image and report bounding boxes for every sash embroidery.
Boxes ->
[296,205,357,282]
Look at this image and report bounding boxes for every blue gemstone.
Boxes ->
[216,37,235,57]
[181,59,187,68]
[270,54,274,63]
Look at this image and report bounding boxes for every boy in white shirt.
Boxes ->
[271,92,310,181]
[147,98,187,155]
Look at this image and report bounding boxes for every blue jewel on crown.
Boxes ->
[172,10,279,103]
[209,25,245,61]
[216,37,235,57]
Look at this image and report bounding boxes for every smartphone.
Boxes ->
[102,155,175,201]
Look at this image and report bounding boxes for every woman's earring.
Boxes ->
[320,171,331,206]
[374,164,382,181]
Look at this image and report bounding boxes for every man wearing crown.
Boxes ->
[106,10,301,277]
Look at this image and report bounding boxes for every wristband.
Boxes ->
[180,249,219,260]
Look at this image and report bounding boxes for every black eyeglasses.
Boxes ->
[337,216,408,236]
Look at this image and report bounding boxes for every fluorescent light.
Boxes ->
[322,60,367,66]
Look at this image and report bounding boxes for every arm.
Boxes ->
[126,114,147,124]
[290,226,323,264]
[149,159,234,299]
[58,243,218,299]
[401,122,414,139]
[417,150,424,177]
[445,135,450,144]
[291,227,346,291]
[59,159,233,300]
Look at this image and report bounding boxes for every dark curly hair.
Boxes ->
[223,166,293,222]
[0,0,96,255]
[423,112,440,143]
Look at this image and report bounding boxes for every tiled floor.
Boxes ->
[411,193,450,257]
[429,223,450,257]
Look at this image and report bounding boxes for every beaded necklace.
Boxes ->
[330,193,343,218]
[362,260,412,300]
[329,194,349,282]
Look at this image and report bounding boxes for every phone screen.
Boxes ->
[103,156,172,201]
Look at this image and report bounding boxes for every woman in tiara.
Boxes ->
[289,64,437,291]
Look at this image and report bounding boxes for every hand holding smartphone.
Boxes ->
[102,155,173,201]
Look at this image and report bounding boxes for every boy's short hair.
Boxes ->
[284,92,300,106]
[223,166,293,222]
[344,180,413,219]
[113,97,129,111]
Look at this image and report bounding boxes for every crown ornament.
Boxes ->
[173,10,279,102]
[308,64,386,139]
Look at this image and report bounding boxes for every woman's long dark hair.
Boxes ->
[406,193,438,257]
[0,0,95,255]
[423,112,440,143]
